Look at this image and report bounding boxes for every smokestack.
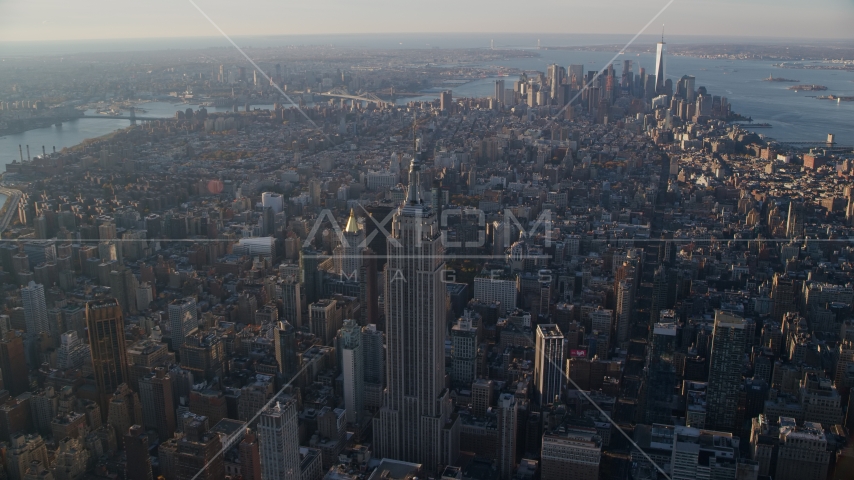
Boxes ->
[26,145,30,161]
[18,145,22,162]
[42,146,46,157]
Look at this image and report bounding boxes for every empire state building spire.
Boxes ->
[406,112,422,206]
[406,158,421,205]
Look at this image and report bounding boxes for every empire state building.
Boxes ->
[373,157,459,471]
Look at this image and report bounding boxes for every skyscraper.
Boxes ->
[494,79,505,104]
[56,331,89,371]
[189,389,227,428]
[109,267,137,314]
[0,332,30,396]
[645,313,680,424]
[238,376,275,424]
[706,310,746,432]
[338,319,364,425]
[373,158,459,471]
[125,425,153,480]
[535,324,565,406]
[138,367,176,440]
[86,299,129,411]
[338,208,366,279]
[440,90,452,111]
[300,247,323,306]
[775,419,831,480]
[589,307,613,354]
[654,33,666,94]
[180,330,225,383]
[474,269,518,316]
[362,324,385,410]
[615,279,634,345]
[358,249,378,326]
[496,393,518,480]
[22,460,53,480]
[176,416,224,480]
[274,321,298,378]
[547,64,565,101]
[462,380,487,419]
[109,383,142,449]
[786,201,804,238]
[682,75,696,102]
[315,407,346,469]
[649,265,669,328]
[6,434,49,480]
[622,59,632,88]
[31,387,57,435]
[670,425,739,480]
[771,273,796,322]
[169,297,197,351]
[239,431,262,480]
[53,436,88,480]
[127,338,173,392]
[450,312,478,387]
[604,64,615,103]
[21,281,48,335]
[158,437,180,480]
[309,298,341,346]
[541,428,602,480]
[258,398,300,480]
[279,275,303,328]
[568,64,584,90]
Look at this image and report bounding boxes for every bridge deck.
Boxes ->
[80,115,164,121]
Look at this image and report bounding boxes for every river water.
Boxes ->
[1,51,851,171]
[0,102,272,171]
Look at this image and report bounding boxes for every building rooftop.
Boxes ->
[366,459,422,479]
[537,324,563,338]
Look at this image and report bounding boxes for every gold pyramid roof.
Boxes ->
[344,208,360,234]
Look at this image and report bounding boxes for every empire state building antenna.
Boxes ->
[407,111,421,206]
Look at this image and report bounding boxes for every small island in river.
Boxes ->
[788,84,827,91]
[763,74,799,82]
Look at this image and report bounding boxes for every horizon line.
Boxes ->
[2,31,852,46]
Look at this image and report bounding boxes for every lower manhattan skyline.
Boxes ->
[0,1,852,480]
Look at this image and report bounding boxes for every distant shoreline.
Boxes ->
[2,34,852,57]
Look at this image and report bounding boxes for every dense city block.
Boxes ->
[0,37,852,480]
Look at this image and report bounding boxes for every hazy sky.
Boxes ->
[0,0,852,43]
